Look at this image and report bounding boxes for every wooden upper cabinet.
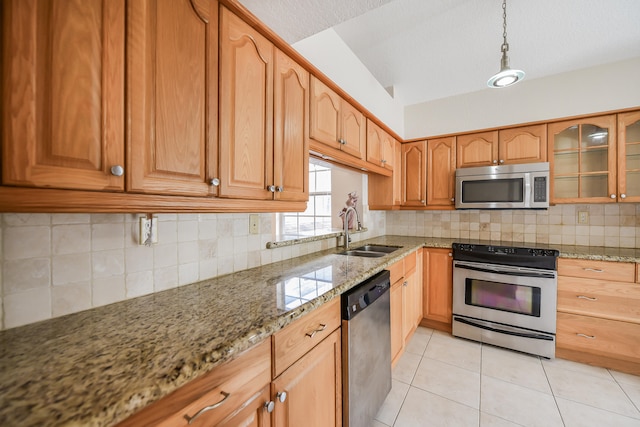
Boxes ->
[219,7,274,200]
[127,0,217,197]
[310,76,365,160]
[1,0,125,191]
[402,140,427,206]
[367,119,395,171]
[456,125,546,168]
[549,115,617,203]
[456,131,498,168]
[617,110,640,203]
[427,137,456,206]
[273,49,309,202]
[498,124,547,165]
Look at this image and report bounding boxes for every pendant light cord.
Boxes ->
[501,0,509,53]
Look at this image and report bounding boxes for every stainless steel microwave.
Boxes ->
[455,162,550,209]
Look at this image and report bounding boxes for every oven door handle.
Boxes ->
[453,262,556,279]
[453,316,554,341]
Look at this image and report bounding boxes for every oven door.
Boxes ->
[452,260,557,334]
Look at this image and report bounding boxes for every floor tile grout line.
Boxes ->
[608,369,640,415]
[541,354,568,426]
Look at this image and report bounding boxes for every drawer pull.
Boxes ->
[577,295,598,301]
[184,391,230,424]
[305,323,327,338]
[583,268,604,273]
[577,333,596,339]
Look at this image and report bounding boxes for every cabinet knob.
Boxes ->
[621,193,627,199]
[381,159,387,164]
[338,138,345,145]
[492,160,498,164]
[267,185,276,192]
[499,159,505,164]
[403,281,408,287]
[276,186,284,192]
[450,198,455,202]
[277,391,287,403]
[265,401,275,413]
[110,165,124,176]
[610,194,616,199]
[420,200,425,204]
[448,252,452,257]
[210,178,220,186]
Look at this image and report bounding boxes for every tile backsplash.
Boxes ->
[0,210,386,330]
[386,203,640,248]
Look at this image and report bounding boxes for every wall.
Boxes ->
[386,204,640,248]
[404,57,640,138]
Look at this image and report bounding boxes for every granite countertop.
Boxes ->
[0,236,637,427]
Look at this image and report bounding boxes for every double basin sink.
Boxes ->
[338,245,400,258]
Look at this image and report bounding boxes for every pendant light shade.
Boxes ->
[487,0,525,88]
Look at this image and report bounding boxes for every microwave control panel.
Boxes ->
[533,176,547,202]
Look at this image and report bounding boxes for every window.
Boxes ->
[279,161,332,236]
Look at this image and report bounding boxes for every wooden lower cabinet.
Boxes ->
[271,329,342,427]
[218,385,272,427]
[556,258,640,375]
[390,275,405,367]
[403,250,423,344]
[422,248,453,332]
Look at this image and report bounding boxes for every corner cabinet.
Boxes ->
[402,140,427,207]
[427,137,456,206]
[1,0,125,192]
[422,248,453,332]
[127,0,218,197]
[456,124,546,168]
[309,76,366,160]
[219,7,308,201]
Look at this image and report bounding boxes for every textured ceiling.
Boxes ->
[238,0,640,106]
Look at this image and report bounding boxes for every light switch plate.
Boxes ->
[578,211,589,225]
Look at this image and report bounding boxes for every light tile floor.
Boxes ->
[374,327,640,427]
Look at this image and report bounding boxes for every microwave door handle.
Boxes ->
[524,173,531,207]
[454,262,556,279]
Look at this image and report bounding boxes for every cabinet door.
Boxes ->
[456,131,498,168]
[218,385,272,427]
[219,7,274,199]
[382,133,396,172]
[273,49,309,202]
[423,248,453,326]
[1,0,124,191]
[128,0,216,196]
[402,141,427,206]
[427,137,456,206]
[499,124,547,165]
[390,279,404,366]
[393,141,403,206]
[309,77,341,150]
[366,119,384,166]
[549,115,617,203]
[272,329,341,427]
[617,110,640,203]
[340,101,366,159]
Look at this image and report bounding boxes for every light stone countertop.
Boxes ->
[0,235,637,427]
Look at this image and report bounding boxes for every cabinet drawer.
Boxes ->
[388,259,404,285]
[118,339,271,427]
[404,251,417,276]
[557,313,640,364]
[558,258,635,282]
[558,277,640,323]
[272,298,341,378]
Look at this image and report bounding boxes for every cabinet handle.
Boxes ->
[265,400,275,413]
[610,194,616,199]
[277,391,288,403]
[577,333,596,339]
[403,281,408,287]
[448,253,452,257]
[450,198,455,202]
[420,200,425,204]
[499,159,504,164]
[276,186,284,192]
[492,160,498,164]
[267,185,276,192]
[210,178,220,186]
[184,391,230,424]
[381,159,387,164]
[621,193,627,199]
[577,295,597,301]
[305,323,327,338]
[583,268,604,273]
[110,165,124,176]
[338,138,346,145]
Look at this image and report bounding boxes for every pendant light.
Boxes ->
[487,0,525,88]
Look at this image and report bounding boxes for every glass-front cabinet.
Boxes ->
[618,111,640,203]
[548,115,617,203]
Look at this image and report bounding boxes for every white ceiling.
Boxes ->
[238,0,640,107]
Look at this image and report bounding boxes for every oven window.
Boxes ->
[461,178,524,203]
[464,278,541,317]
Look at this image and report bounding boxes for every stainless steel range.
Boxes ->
[452,243,559,358]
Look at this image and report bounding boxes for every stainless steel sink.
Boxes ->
[338,245,400,258]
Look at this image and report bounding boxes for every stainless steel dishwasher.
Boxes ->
[341,270,391,427]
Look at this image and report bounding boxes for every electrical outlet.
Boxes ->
[139,216,158,245]
[249,214,260,235]
[578,211,589,225]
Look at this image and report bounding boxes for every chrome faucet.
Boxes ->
[343,206,361,249]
